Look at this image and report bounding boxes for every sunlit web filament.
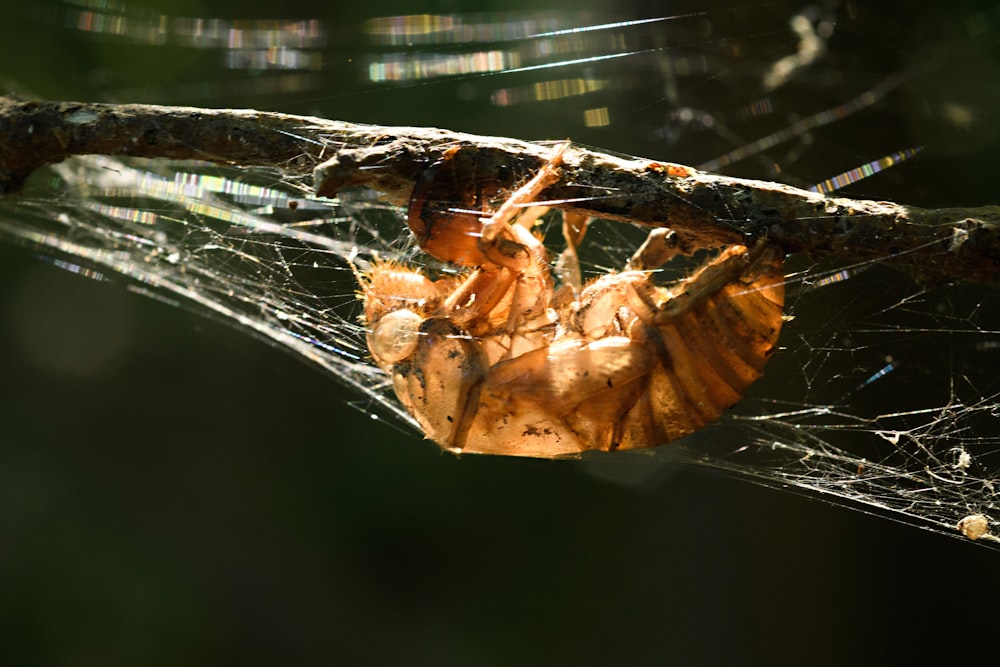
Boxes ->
[858,359,899,389]
[815,269,853,287]
[836,359,900,405]
[531,14,702,38]
[809,147,923,194]
[698,70,911,172]
[799,261,872,290]
[495,49,655,77]
[36,256,109,282]
[83,201,161,227]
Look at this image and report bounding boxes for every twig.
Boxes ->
[1,95,997,285]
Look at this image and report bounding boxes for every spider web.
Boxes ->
[1,1,999,545]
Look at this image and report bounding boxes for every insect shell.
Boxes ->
[356,146,785,458]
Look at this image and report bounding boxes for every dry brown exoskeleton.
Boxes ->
[356,143,785,458]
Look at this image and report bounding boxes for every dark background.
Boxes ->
[1,1,998,665]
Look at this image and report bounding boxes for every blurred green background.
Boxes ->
[1,0,999,665]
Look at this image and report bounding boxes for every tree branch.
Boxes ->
[1,95,997,285]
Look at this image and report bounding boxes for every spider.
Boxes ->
[356,143,785,458]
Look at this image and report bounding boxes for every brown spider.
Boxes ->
[356,143,785,458]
